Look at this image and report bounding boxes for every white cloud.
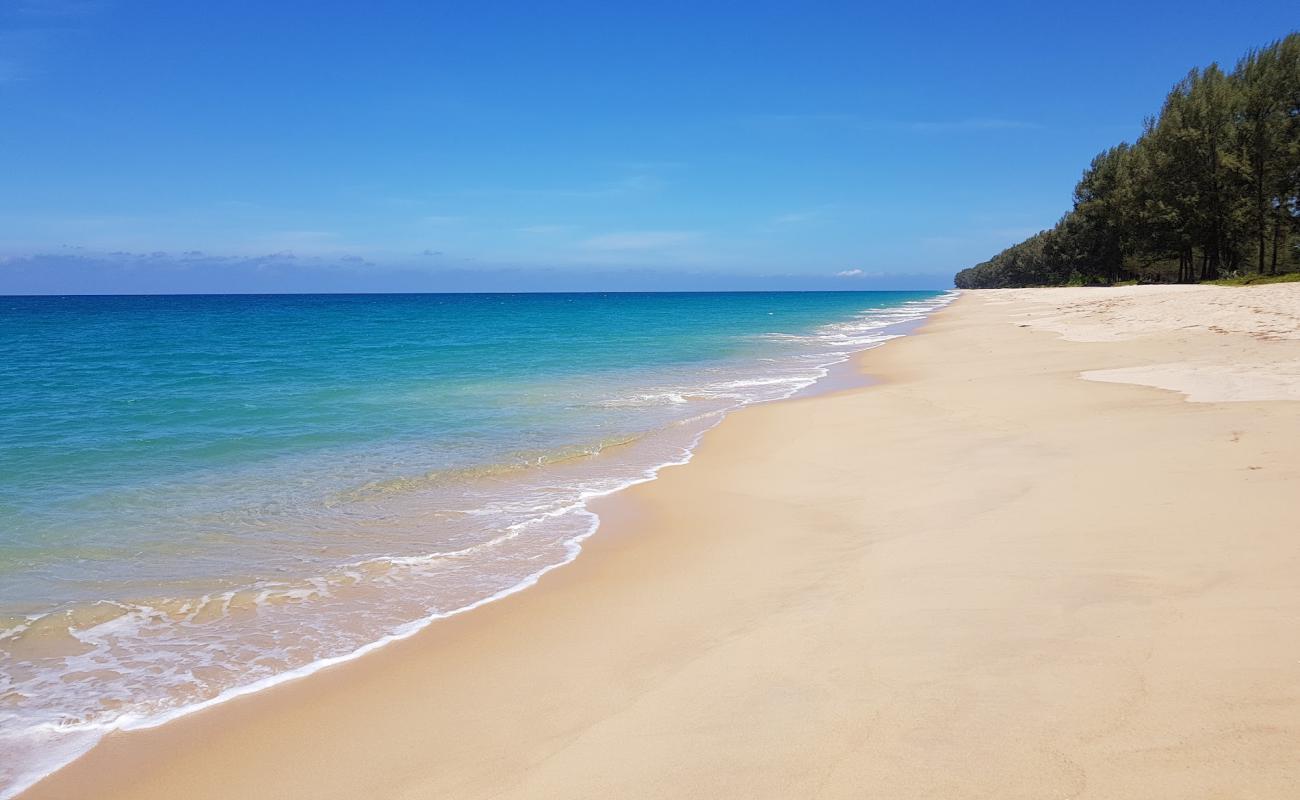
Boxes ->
[836,268,866,278]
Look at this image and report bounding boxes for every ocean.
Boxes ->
[0,290,951,795]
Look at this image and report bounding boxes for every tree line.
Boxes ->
[955,33,1300,288]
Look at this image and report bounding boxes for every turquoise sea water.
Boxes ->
[0,290,950,795]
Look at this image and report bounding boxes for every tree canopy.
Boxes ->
[955,33,1300,289]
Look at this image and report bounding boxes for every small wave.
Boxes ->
[331,435,646,502]
[600,391,694,407]
[0,291,958,799]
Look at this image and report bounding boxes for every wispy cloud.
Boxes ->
[608,160,688,172]
[835,268,894,279]
[516,224,574,235]
[0,58,23,83]
[579,231,698,251]
[772,210,822,225]
[0,249,955,294]
[468,173,664,200]
[905,118,1042,132]
[0,1,106,83]
[237,230,351,256]
[0,31,43,83]
[750,113,861,125]
[747,113,1042,134]
[11,0,106,17]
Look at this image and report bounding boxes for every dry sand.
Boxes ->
[994,284,1300,403]
[24,286,1300,799]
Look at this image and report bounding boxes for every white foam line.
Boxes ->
[2,290,956,800]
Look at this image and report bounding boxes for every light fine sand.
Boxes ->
[989,284,1300,403]
[23,285,1300,800]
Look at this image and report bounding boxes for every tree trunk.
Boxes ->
[1253,209,1263,275]
[1255,150,1268,274]
[1272,213,1283,274]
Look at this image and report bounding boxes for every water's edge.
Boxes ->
[9,292,956,799]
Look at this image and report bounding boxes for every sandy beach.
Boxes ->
[24,285,1300,799]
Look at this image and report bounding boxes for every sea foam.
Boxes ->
[0,291,955,797]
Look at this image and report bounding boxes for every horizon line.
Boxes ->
[2,287,954,298]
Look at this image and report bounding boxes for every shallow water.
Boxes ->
[0,290,952,796]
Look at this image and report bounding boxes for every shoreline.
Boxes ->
[3,294,953,800]
[23,286,1300,798]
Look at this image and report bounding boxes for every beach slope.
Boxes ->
[25,285,1300,799]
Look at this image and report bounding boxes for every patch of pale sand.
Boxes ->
[974,284,1300,401]
[980,284,1300,342]
[1083,360,1300,402]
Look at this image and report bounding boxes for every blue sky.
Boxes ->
[1,1,1295,293]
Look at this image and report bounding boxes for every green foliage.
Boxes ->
[955,33,1300,288]
[1204,270,1300,285]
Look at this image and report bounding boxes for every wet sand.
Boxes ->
[24,286,1300,799]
